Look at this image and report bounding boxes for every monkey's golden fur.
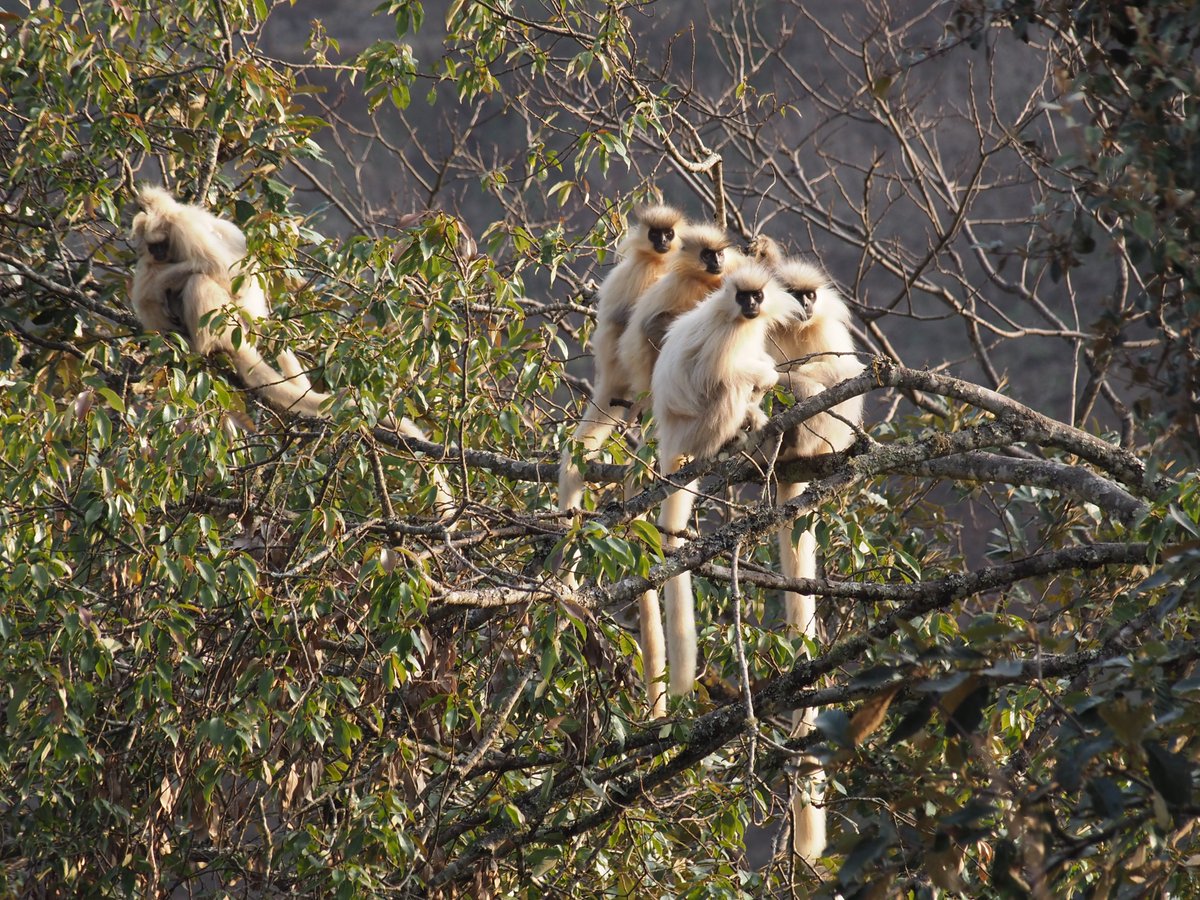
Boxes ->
[130,185,454,518]
[648,264,803,710]
[765,256,864,864]
[617,223,743,401]
[558,204,686,513]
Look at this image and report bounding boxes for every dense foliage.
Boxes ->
[0,1,1197,896]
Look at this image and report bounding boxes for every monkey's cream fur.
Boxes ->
[649,264,802,707]
[556,204,685,695]
[130,185,335,413]
[617,224,743,400]
[130,185,454,518]
[766,257,864,864]
[558,204,685,514]
[617,224,742,704]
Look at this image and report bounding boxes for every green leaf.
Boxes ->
[1143,741,1194,807]
[813,709,850,747]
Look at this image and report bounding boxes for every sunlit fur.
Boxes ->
[768,259,864,460]
[765,257,864,864]
[558,204,686,514]
[131,185,321,399]
[649,264,802,703]
[617,223,744,401]
[130,186,453,518]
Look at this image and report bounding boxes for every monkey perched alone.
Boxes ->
[617,224,743,401]
[646,264,803,712]
[766,256,864,864]
[130,185,454,518]
[131,185,331,414]
[558,204,685,514]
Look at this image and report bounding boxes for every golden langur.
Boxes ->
[130,185,454,518]
[766,257,864,864]
[557,205,685,687]
[649,264,805,712]
[617,223,743,400]
[612,222,740,714]
[130,185,329,413]
[768,259,864,464]
[558,204,686,513]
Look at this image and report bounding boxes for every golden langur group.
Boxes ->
[129,186,453,519]
[558,205,864,863]
[128,185,863,864]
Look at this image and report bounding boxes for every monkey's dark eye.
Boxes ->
[789,288,817,303]
[662,229,674,241]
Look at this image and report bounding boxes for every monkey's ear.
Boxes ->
[130,211,147,240]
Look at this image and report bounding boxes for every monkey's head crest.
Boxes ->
[135,184,178,213]
[131,186,180,261]
[635,203,684,230]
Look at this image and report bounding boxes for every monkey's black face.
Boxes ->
[147,239,170,262]
[788,287,817,320]
[736,288,764,319]
[648,227,675,254]
[700,247,724,274]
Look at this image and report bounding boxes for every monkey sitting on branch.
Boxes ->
[129,185,454,518]
[558,203,686,514]
[642,263,805,716]
[130,185,336,416]
[763,255,865,864]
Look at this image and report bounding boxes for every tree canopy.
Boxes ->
[1,1,1198,896]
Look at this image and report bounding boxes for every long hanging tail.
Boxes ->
[229,341,334,419]
[620,431,667,717]
[790,707,827,863]
[640,587,666,717]
[778,479,826,863]
[558,392,631,513]
[659,459,698,698]
[273,347,315,393]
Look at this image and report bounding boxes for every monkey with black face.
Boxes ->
[558,204,686,513]
[769,259,863,463]
[599,221,740,706]
[644,264,803,712]
[131,186,339,414]
[617,223,744,402]
[130,185,455,518]
[767,260,863,644]
[765,256,864,864]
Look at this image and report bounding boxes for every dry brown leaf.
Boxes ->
[848,684,901,746]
